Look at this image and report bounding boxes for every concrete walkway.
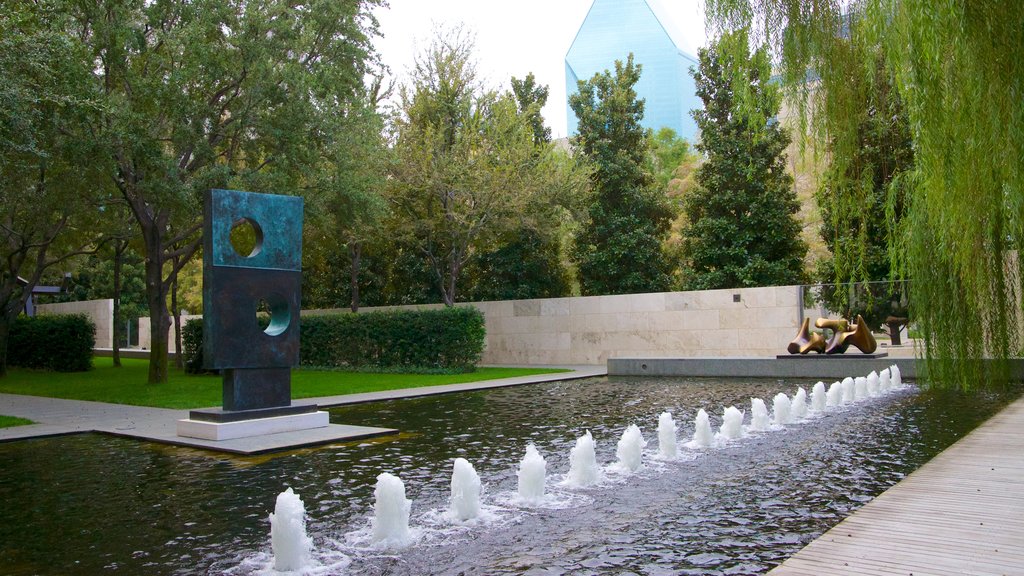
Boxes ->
[0,365,606,454]
[768,394,1024,575]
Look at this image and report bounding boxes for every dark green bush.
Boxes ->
[8,314,95,372]
[181,318,209,374]
[301,307,486,373]
[181,307,486,374]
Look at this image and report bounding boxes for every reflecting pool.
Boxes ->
[0,376,1018,575]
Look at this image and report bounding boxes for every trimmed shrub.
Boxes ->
[301,307,486,373]
[181,318,209,374]
[181,307,486,374]
[8,314,95,372]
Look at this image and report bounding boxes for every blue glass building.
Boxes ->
[565,0,701,142]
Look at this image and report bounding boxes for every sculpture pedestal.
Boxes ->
[177,404,329,441]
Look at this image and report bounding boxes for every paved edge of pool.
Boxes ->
[0,365,608,455]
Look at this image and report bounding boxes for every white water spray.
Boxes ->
[657,412,678,459]
[791,387,809,420]
[879,369,891,392]
[691,409,714,448]
[718,406,745,440]
[826,382,842,407]
[517,444,546,504]
[811,381,827,412]
[269,488,312,572]
[749,398,770,432]
[565,431,600,487]
[372,473,412,547]
[616,424,647,472]
[449,458,482,521]
[772,393,792,426]
[841,377,856,404]
[892,364,902,387]
[867,371,880,397]
[854,376,868,401]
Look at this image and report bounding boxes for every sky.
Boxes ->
[371,0,708,139]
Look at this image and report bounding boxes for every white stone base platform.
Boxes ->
[177,411,330,441]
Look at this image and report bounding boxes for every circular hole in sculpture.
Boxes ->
[230,217,264,258]
[257,294,290,336]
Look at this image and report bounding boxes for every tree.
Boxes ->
[682,29,807,290]
[511,73,552,146]
[815,49,914,338]
[0,5,106,376]
[388,31,573,306]
[569,54,675,296]
[56,0,381,382]
[303,77,391,312]
[704,0,1023,389]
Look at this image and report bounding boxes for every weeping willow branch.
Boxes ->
[705,0,1024,389]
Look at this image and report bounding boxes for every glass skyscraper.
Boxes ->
[565,0,701,142]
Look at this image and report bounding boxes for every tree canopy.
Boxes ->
[569,54,675,296]
[683,29,807,290]
[705,0,1023,388]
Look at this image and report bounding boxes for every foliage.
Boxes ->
[51,253,147,322]
[704,0,1024,388]
[387,30,582,305]
[650,128,694,190]
[180,319,208,375]
[301,307,485,372]
[0,357,564,409]
[511,72,552,145]
[26,0,383,383]
[0,4,108,376]
[815,50,914,330]
[683,29,807,290]
[8,314,94,372]
[184,307,485,373]
[569,54,675,295]
[463,228,574,301]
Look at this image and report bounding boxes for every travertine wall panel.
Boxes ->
[139,286,804,365]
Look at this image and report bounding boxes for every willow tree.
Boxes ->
[705,0,1024,389]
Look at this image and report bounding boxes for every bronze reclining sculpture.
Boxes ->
[787,315,877,354]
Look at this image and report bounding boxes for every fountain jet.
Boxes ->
[616,424,647,472]
[517,444,546,503]
[691,409,714,448]
[566,431,600,487]
[657,412,678,459]
[811,381,827,412]
[772,393,792,426]
[372,473,412,547]
[270,487,312,572]
[749,398,770,432]
[449,458,482,521]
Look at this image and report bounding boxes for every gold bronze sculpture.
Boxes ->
[788,314,877,354]
[787,318,827,354]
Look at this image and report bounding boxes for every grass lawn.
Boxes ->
[0,358,568,410]
[0,415,34,428]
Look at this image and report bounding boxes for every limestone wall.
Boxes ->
[137,314,202,353]
[311,285,804,365]
[137,287,804,364]
[35,298,114,348]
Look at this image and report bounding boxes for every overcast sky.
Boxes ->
[371,0,708,139]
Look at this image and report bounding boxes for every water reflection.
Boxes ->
[0,377,1017,575]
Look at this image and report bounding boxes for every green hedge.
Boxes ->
[182,307,486,374]
[8,314,95,372]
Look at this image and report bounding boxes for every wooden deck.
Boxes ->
[768,395,1024,576]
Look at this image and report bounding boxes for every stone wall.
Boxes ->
[35,298,114,348]
[137,287,805,364]
[137,314,202,353]
[310,285,804,365]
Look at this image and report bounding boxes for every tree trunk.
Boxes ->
[143,244,171,384]
[349,242,361,313]
[112,240,125,367]
[171,260,183,369]
[0,321,9,378]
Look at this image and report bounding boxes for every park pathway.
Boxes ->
[768,394,1024,575]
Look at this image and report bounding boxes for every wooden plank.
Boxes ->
[768,394,1024,576]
